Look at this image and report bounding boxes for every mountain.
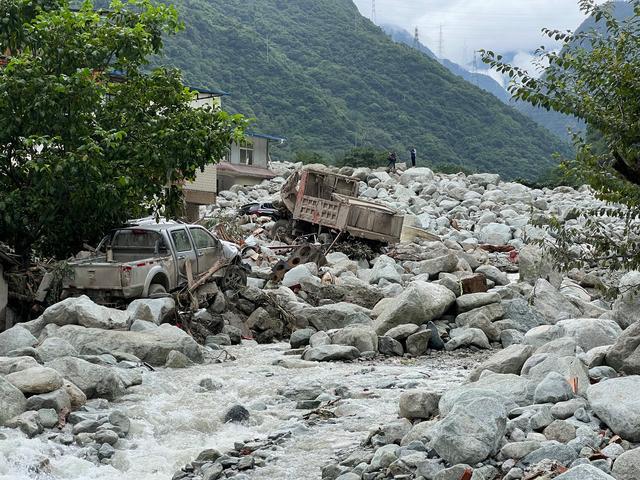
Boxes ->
[159,0,571,180]
[382,24,509,103]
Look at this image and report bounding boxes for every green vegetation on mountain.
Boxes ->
[159,0,570,180]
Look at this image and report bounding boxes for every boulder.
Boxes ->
[406,330,431,356]
[501,298,547,333]
[456,292,501,313]
[475,265,509,286]
[533,371,574,404]
[330,326,378,353]
[554,464,615,480]
[25,388,71,412]
[400,167,434,185]
[165,350,193,368]
[610,271,640,328]
[445,328,490,351]
[0,356,40,375]
[309,331,331,347]
[62,380,87,409]
[5,366,63,395]
[519,245,561,288]
[606,321,640,374]
[53,324,202,366]
[587,376,640,441]
[469,173,500,187]
[378,336,404,356]
[478,223,512,245]
[521,442,579,467]
[34,295,129,333]
[612,447,640,480]
[296,303,373,332]
[283,264,320,288]
[0,376,27,426]
[456,303,504,326]
[384,324,420,342]
[468,344,535,382]
[290,328,316,348]
[524,325,563,348]
[126,297,175,325]
[399,390,440,420]
[35,337,79,362]
[557,318,622,352]
[430,396,507,465]
[524,355,590,396]
[531,279,581,324]
[374,281,455,335]
[0,325,37,356]
[410,254,459,278]
[302,345,360,362]
[369,255,402,285]
[46,356,126,400]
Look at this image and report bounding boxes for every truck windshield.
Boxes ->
[112,230,162,249]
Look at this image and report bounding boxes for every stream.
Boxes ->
[0,343,484,480]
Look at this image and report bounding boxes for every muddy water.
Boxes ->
[0,343,484,480]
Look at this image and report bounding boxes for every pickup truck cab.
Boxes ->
[62,223,247,304]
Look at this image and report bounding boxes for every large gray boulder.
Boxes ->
[36,337,79,362]
[468,344,535,382]
[606,321,640,374]
[53,324,202,365]
[519,245,561,288]
[456,292,501,313]
[588,376,640,441]
[126,297,175,326]
[430,396,507,465]
[0,356,39,375]
[524,354,590,396]
[369,255,402,285]
[533,371,574,404]
[46,356,125,400]
[445,328,490,351]
[5,366,63,395]
[554,464,615,480]
[373,281,455,335]
[478,223,512,245]
[295,303,372,331]
[612,447,640,480]
[28,296,129,334]
[399,390,440,420]
[302,345,360,362]
[0,376,27,426]
[557,318,622,352]
[329,326,378,353]
[501,298,547,333]
[531,279,581,324]
[610,271,640,329]
[409,253,458,278]
[0,325,38,356]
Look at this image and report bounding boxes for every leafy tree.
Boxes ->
[335,147,388,169]
[482,0,640,272]
[0,0,246,259]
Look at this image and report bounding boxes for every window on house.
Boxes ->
[239,140,254,165]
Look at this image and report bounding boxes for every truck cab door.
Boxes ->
[188,227,224,275]
[169,227,197,282]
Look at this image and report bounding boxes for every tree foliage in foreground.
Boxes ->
[482,0,640,273]
[0,0,246,259]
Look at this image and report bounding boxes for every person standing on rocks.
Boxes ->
[386,151,398,173]
[410,147,417,167]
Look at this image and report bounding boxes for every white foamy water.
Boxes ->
[0,343,481,480]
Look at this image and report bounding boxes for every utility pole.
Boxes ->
[371,0,376,24]
[413,27,420,48]
[438,24,444,58]
[473,50,479,85]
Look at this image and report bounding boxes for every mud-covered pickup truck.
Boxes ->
[62,223,248,304]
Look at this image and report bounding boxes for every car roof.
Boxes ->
[120,223,200,232]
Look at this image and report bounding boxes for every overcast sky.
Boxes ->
[353,0,603,76]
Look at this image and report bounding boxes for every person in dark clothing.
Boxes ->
[410,147,417,167]
[386,151,398,173]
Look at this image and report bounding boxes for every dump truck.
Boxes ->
[272,168,407,245]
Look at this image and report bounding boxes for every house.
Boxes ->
[183,91,285,220]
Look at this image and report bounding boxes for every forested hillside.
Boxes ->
[159,0,571,180]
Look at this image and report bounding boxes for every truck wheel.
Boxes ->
[220,265,248,291]
[148,283,168,298]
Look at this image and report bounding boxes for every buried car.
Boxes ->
[62,223,248,304]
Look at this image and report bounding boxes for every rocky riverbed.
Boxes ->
[0,344,481,480]
[2,162,640,480]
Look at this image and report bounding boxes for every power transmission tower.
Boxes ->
[473,50,479,86]
[371,0,376,23]
[438,24,443,58]
[413,27,420,48]
[266,35,270,63]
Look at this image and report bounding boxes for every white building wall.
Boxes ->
[184,163,217,193]
[252,138,268,167]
